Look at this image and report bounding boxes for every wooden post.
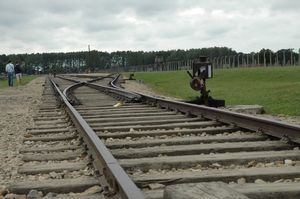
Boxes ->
[87,44,90,71]
[257,53,260,66]
[299,48,300,65]
[283,50,286,66]
[252,53,255,66]
[220,57,222,68]
[276,52,279,66]
[237,54,240,67]
[213,57,216,68]
[221,57,223,68]
[241,54,243,67]
[246,54,249,67]
[241,55,244,67]
[290,49,293,66]
[232,55,235,67]
[269,51,272,66]
[263,51,266,67]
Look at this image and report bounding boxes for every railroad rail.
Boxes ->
[8,74,300,199]
[8,77,103,199]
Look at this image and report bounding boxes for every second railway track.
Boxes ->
[74,75,300,199]
[8,77,106,198]
[8,74,300,199]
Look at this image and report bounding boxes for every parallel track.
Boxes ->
[8,74,300,199]
[9,77,104,198]
[74,76,300,199]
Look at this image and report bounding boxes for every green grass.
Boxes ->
[0,75,38,89]
[126,67,300,116]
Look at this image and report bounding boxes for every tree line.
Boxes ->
[0,47,299,74]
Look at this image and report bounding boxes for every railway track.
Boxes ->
[8,77,106,198]
[7,74,300,199]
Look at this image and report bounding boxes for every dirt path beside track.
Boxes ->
[0,76,45,186]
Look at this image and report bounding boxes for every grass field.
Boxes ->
[128,66,300,116]
[0,75,37,89]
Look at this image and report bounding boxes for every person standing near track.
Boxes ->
[5,60,14,87]
[15,61,22,86]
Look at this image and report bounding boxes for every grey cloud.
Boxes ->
[83,18,125,33]
[205,25,233,40]
[0,0,299,54]
[270,0,300,12]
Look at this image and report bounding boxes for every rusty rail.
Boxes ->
[139,95,300,144]
[49,76,145,199]
[53,73,300,199]
[110,74,300,144]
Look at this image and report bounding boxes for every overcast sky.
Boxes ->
[0,0,299,55]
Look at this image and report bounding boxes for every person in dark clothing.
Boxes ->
[15,61,22,86]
